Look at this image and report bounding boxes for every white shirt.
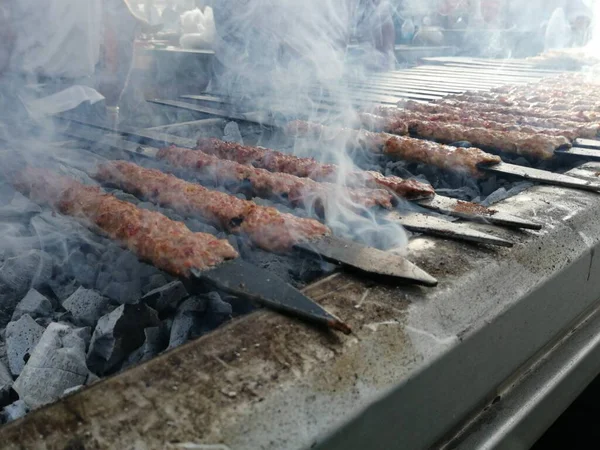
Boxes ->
[9,0,103,79]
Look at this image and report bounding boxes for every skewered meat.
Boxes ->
[156,146,394,210]
[409,121,569,160]
[195,137,434,200]
[399,100,600,137]
[358,111,571,159]
[95,161,330,252]
[286,120,501,177]
[430,99,598,123]
[13,168,238,276]
[366,107,585,141]
[446,92,600,112]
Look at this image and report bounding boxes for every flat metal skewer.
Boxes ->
[59,121,439,286]
[190,262,351,334]
[60,121,515,249]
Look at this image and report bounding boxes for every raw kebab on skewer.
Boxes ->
[429,99,599,123]
[156,146,395,210]
[14,167,238,276]
[397,100,600,139]
[95,160,330,252]
[357,110,572,159]
[284,120,501,177]
[362,107,586,141]
[446,91,600,113]
[195,138,435,200]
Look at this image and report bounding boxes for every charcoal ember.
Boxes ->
[435,187,481,202]
[206,292,232,316]
[67,250,97,287]
[507,182,534,196]
[142,281,188,313]
[450,141,473,148]
[184,218,220,235]
[95,271,112,292]
[6,314,45,376]
[0,250,53,326]
[482,187,509,207]
[142,274,168,295]
[87,303,160,374]
[102,280,142,305]
[122,326,167,369]
[0,360,14,407]
[11,289,53,322]
[62,287,110,327]
[1,400,27,423]
[0,335,7,370]
[115,250,141,277]
[168,297,209,349]
[48,277,79,302]
[13,323,90,409]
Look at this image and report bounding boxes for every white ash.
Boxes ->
[11,289,53,322]
[0,250,54,326]
[13,323,90,410]
[62,287,111,327]
[5,314,45,377]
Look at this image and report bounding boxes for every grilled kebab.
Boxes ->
[428,99,599,123]
[156,146,394,210]
[397,100,600,138]
[95,160,330,252]
[195,138,435,200]
[358,111,571,159]
[285,120,501,177]
[14,168,239,276]
[365,109,577,141]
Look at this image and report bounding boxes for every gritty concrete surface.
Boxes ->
[2,163,600,449]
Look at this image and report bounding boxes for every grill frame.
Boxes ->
[2,58,600,449]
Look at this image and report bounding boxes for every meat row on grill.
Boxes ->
[195,138,435,200]
[95,160,330,252]
[397,100,600,139]
[13,168,239,275]
[285,120,501,177]
[359,110,571,160]
[368,107,597,141]
[156,146,395,210]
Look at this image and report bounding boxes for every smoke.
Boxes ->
[587,0,600,56]
[211,0,409,251]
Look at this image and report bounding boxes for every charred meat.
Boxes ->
[95,161,330,252]
[195,137,434,200]
[13,168,238,276]
[157,146,394,210]
[286,120,501,177]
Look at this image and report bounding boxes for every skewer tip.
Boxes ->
[328,319,353,335]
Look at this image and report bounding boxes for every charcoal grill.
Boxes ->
[3,57,600,450]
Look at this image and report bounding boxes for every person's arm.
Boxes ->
[0,0,16,76]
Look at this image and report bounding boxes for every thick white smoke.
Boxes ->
[211,0,409,251]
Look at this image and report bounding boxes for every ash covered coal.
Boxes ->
[0,144,336,425]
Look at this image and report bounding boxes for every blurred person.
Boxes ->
[0,0,159,129]
[208,0,397,107]
[355,0,397,70]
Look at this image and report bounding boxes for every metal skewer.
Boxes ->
[60,121,516,250]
